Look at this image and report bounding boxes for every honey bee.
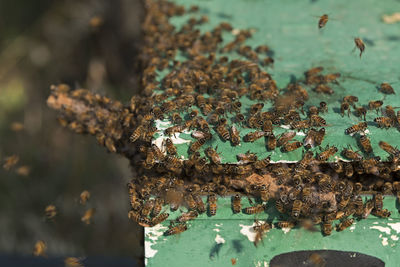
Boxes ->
[253,156,271,169]
[258,185,270,202]
[235,113,245,123]
[319,101,328,113]
[363,199,374,219]
[185,194,197,210]
[153,197,164,217]
[330,161,343,173]
[45,204,57,219]
[171,113,182,124]
[295,151,314,172]
[368,100,384,112]
[262,120,273,136]
[374,117,393,128]
[277,132,296,147]
[81,208,95,225]
[128,210,152,227]
[189,138,207,152]
[244,204,265,214]
[342,147,363,161]
[250,103,264,115]
[275,199,285,213]
[305,66,324,77]
[165,125,185,136]
[177,210,199,223]
[33,240,47,257]
[243,131,265,142]
[282,141,302,152]
[324,73,341,84]
[291,200,302,219]
[3,155,19,170]
[291,120,311,131]
[164,138,177,155]
[359,135,372,153]
[15,165,30,176]
[216,124,230,141]
[64,257,84,267]
[141,199,155,217]
[380,82,395,94]
[253,220,271,247]
[355,106,367,120]
[345,122,367,135]
[130,125,144,142]
[343,95,359,106]
[277,221,295,229]
[152,213,169,226]
[193,194,206,214]
[379,141,400,157]
[318,14,329,29]
[344,162,354,177]
[374,193,383,212]
[232,194,242,213]
[79,190,90,205]
[322,222,332,235]
[267,133,277,150]
[165,222,188,236]
[208,193,217,216]
[205,147,222,164]
[317,145,338,161]
[340,102,350,117]
[354,37,365,58]
[372,209,391,218]
[314,84,333,94]
[237,151,258,163]
[230,125,241,146]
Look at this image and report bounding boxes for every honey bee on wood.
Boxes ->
[354,37,365,58]
[359,135,372,153]
[253,156,271,169]
[374,117,393,128]
[130,125,144,142]
[177,211,199,222]
[165,125,185,136]
[380,82,395,94]
[343,95,359,107]
[275,199,285,213]
[340,102,350,117]
[164,222,188,236]
[45,205,57,219]
[153,197,164,217]
[128,210,152,227]
[267,133,277,151]
[79,190,90,205]
[232,194,242,213]
[189,138,207,153]
[258,185,270,202]
[314,84,333,95]
[322,222,332,235]
[368,100,384,113]
[291,200,302,219]
[237,151,258,163]
[277,221,295,229]
[305,66,324,78]
[235,113,245,124]
[253,220,271,247]
[141,199,155,217]
[3,155,19,170]
[277,131,296,147]
[244,204,265,214]
[319,101,328,113]
[243,131,265,142]
[345,122,367,135]
[205,147,222,164]
[344,162,354,177]
[379,141,400,157]
[230,125,241,146]
[64,257,84,267]
[372,209,391,218]
[193,194,206,214]
[318,14,329,29]
[152,213,169,226]
[208,193,217,216]
[324,73,341,84]
[363,199,374,219]
[81,208,95,225]
[342,147,363,161]
[282,141,303,152]
[250,103,264,115]
[33,240,47,257]
[171,113,183,124]
[291,120,311,131]
[317,145,338,161]
[374,193,383,212]
[164,138,177,155]
[216,124,230,141]
[355,106,367,120]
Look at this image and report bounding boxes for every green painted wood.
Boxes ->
[152,0,400,163]
[145,196,400,267]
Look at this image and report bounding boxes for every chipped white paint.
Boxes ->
[145,224,168,260]
[388,222,400,234]
[215,223,223,227]
[370,226,391,235]
[213,228,220,232]
[239,223,257,242]
[282,227,291,234]
[373,222,379,224]
[215,234,225,244]
[280,125,291,130]
[382,237,389,246]
[349,223,356,232]
[391,235,399,241]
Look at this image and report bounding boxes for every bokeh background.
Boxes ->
[0,0,144,265]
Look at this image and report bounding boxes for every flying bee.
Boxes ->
[79,190,90,205]
[374,117,393,128]
[216,124,230,141]
[81,208,95,225]
[177,211,199,222]
[164,138,177,155]
[33,240,47,257]
[253,156,271,169]
[345,122,367,135]
[208,193,217,216]
[282,141,303,152]
[277,131,296,147]
[359,135,372,153]
[153,197,164,217]
[164,222,188,236]
[253,220,271,247]
[318,14,329,29]
[3,155,19,170]
[380,82,395,94]
[336,218,354,232]
[277,221,295,229]
[317,146,338,161]
[243,131,265,142]
[237,151,258,163]
[152,213,169,226]
[340,102,350,117]
[374,193,383,212]
[230,125,241,146]
[193,194,206,214]
[45,205,57,219]
[291,200,302,219]
[128,210,152,227]
[379,141,400,157]
[64,257,84,267]
[314,84,333,94]
[354,37,365,58]
[189,138,207,152]
[232,194,242,213]
[244,204,265,214]
[267,134,277,150]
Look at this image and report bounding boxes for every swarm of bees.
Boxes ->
[46,0,400,240]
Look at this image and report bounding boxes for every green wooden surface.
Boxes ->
[152,0,400,163]
[145,196,400,267]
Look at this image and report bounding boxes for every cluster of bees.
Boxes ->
[47,0,400,239]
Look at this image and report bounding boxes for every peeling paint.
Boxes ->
[215,234,226,244]
[382,237,389,246]
[145,224,168,260]
[391,235,399,241]
[282,227,291,234]
[215,223,223,227]
[370,226,391,235]
[388,222,400,234]
[213,228,220,232]
[239,223,257,242]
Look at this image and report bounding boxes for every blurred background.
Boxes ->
[0,0,144,265]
